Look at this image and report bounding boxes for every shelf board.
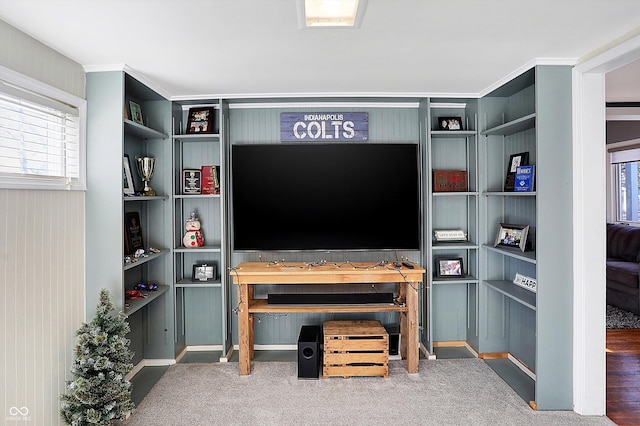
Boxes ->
[124,119,168,139]
[432,241,479,250]
[175,280,222,288]
[124,285,169,316]
[481,113,536,136]
[248,298,407,314]
[432,275,479,285]
[174,194,221,199]
[482,244,536,263]
[173,133,220,143]
[433,191,478,197]
[430,130,477,138]
[124,194,168,201]
[123,249,169,271]
[483,191,536,197]
[174,245,221,253]
[484,280,536,310]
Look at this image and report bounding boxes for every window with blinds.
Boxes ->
[0,69,85,190]
[609,141,640,222]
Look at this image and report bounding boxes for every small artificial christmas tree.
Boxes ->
[61,289,135,425]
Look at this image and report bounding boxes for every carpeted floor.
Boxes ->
[118,359,613,426]
[606,304,640,329]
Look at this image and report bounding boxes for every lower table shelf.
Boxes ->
[248,298,407,313]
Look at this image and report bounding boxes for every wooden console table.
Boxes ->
[231,261,425,375]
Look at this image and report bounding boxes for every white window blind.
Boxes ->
[0,70,85,190]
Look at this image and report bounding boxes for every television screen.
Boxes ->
[231,143,421,251]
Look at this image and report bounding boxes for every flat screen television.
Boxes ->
[231,143,421,251]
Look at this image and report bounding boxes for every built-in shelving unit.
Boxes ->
[424,99,480,352]
[478,65,573,410]
[86,70,174,368]
[171,100,232,358]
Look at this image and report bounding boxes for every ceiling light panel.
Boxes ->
[301,0,366,28]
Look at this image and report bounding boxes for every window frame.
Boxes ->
[0,65,86,191]
[607,139,640,223]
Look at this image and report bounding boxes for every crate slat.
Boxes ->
[323,365,389,378]
[324,352,388,365]
[324,339,387,352]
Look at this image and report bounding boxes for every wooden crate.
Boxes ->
[323,320,388,378]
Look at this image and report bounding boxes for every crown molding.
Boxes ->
[83,63,172,100]
[87,59,577,102]
[478,58,577,98]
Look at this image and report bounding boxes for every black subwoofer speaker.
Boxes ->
[298,325,321,379]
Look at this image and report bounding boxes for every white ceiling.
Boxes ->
[0,0,639,100]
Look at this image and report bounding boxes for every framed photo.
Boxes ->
[438,116,463,131]
[507,152,529,173]
[129,101,143,125]
[494,223,529,252]
[435,257,464,278]
[503,151,529,191]
[186,107,215,134]
[123,155,135,195]
[192,263,217,282]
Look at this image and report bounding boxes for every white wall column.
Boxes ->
[572,32,640,416]
[572,68,607,415]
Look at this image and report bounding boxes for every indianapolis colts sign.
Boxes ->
[280,112,368,142]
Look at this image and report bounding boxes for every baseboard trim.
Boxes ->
[233,344,298,351]
[507,353,536,381]
[419,342,436,360]
[186,345,224,352]
[478,351,536,380]
[219,345,234,363]
[433,340,467,347]
[126,358,176,381]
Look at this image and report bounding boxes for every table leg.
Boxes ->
[238,283,251,375]
[405,280,419,373]
[398,282,408,361]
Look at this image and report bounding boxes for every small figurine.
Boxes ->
[183,211,204,248]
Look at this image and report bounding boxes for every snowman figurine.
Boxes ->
[183,211,204,248]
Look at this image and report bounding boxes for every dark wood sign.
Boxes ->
[433,170,468,192]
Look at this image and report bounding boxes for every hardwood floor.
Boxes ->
[607,329,640,425]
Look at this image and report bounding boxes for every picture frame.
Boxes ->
[186,107,215,134]
[123,155,135,195]
[438,116,463,131]
[494,223,529,252]
[129,101,143,125]
[124,211,144,255]
[182,169,202,194]
[507,152,529,173]
[435,257,464,278]
[503,151,529,191]
[192,263,217,282]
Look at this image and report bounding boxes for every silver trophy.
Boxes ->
[136,156,156,196]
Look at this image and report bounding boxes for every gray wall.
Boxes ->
[0,19,86,425]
